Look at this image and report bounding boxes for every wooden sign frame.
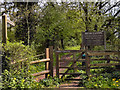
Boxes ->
[82,31,106,49]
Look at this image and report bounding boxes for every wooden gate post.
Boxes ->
[106,55,110,63]
[49,46,53,77]
[2,15,7,43]
[85,51,90,76]
[73,52,76,72]
[45,48,49,78]
[56,50,59,78]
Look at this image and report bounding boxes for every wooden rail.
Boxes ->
[32,70,50,76]
[55,50,120,79]
[30,59,50,64]
[11,53,45,65]
[31,46,53,78]
[10,46,53,78]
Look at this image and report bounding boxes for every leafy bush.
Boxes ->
[39,75,61,88]
[2,69,36,89]
[80,72,120,89]
[2,41,35,72]
[2,41,36,88]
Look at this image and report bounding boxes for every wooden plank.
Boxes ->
[60,59,85,62]
[90,63,120,67]
[32,70,49,76]
[55,50,83,53]
[2,15,7,43]
[33,53,45,58]
[59,73,82,75]
[11,54,45,65]
[45,48,49,78]
[30,59,50,64]
[59,66,85,70]
[91,59,120,62]
[49,46,53,77]
[7,19,15,26]
[87,51,120,56]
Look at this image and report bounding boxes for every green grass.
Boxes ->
[65,45,80,50]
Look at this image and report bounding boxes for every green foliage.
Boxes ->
[2,69,61,88]
[2,69,35,89]
[82,72,120,89]
[2,41,35,71]
[39,76,61,88]
[2,41,36,88]
[65,45,80,50]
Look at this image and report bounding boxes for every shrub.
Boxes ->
[2,41,36,88]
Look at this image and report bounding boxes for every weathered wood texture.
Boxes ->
[56,51,59,78]
[82,32,105,46]
[85,52,90,76]
[56,49,120,80]
[32,70,50,76]
[11,53,45,64]
[2,15,7,43]
[30,59,50,64]
[49,46,53,77]
[45,48,49,78]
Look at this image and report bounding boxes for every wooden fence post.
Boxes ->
[85,51,90,76]
[2,15,7,43]
[45,48,49,78]
[49,46,53,77]
[73,52,76,72]
[56,50,59,78]
[106,55,110,63]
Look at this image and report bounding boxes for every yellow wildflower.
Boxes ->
[113,83,115,86]
[37,83,39,86]
[89,75,92,77]
[14,78,16,80]
[22,79,25,83]
[116,84,119,87]
[95,84,98,87]
[112,78,116,81]
[116,81,119,83]
[48,74,50,77]
[28,70,30,73]
[36,78,38,81]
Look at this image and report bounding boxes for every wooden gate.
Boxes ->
[55,50,86,79]
[55,50,120,79]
